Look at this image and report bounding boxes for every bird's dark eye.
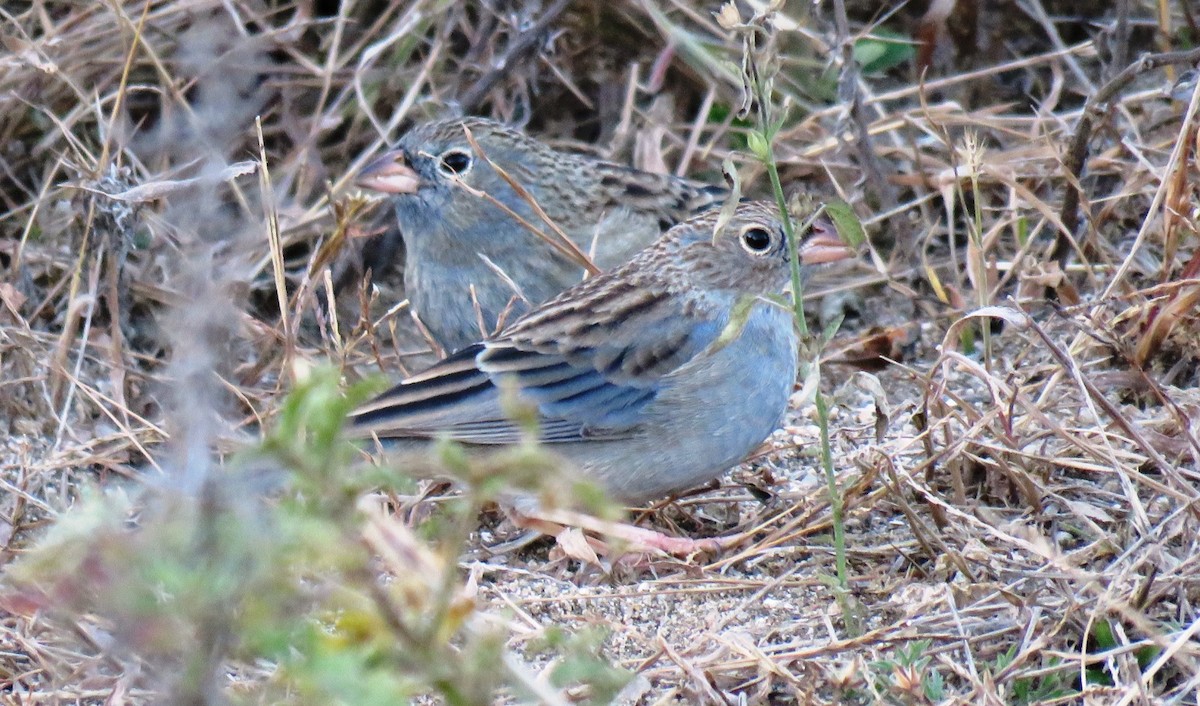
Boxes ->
[438,150,472,176]
[740,226,773,253]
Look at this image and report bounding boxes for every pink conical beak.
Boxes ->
[356,150,420,194]
[799,216,854,265]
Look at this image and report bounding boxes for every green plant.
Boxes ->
[868,640,946,704]
[1083,620,1161,688]
[718,0,867,634]
[8,367,629,705]
[989,644,1076,705]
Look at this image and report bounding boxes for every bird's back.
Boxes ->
[536,156,728,267]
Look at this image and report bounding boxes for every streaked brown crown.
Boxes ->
[396,117,728,227]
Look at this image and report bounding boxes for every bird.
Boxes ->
[355,117,729,353]
[347,201,853,507]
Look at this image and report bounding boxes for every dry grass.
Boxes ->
[2,0,1199,703]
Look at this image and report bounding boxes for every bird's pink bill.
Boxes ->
[357,150,421,194]
[799,217,854,265]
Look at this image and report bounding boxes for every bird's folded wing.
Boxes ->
[348,293,726,445]
[593,164,728,226]
[349,344,503,436]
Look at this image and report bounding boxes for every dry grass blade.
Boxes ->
[461,125,602,275]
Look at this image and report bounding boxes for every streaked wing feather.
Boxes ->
[349,278,728,445]
[595,165,728,224]
[348,344,509,439]
[477,344,666,431]
[478,284,727,431]
[431,417,587,444]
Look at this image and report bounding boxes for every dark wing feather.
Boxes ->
[347,284,728,444]
[349,344,506,438]
[596,167,728,226]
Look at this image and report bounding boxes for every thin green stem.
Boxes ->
[749,25,853,633]
[816,394,846,588]
[763,153,808,337]
[968,169,993,369]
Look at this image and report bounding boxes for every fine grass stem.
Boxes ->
[735,5,855,630]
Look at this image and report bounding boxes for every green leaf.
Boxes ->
[1015,215,1030,246]
[924,668,945,701]
[823,200,866,248]
[711,294,757,354]
[853,29,915,74]
[746,130,771,163]
[1091,620,1117,650]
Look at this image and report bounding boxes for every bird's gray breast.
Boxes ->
[561,303,798,503]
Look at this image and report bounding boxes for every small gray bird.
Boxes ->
[356,117,728,353]
[348,202,852,505]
